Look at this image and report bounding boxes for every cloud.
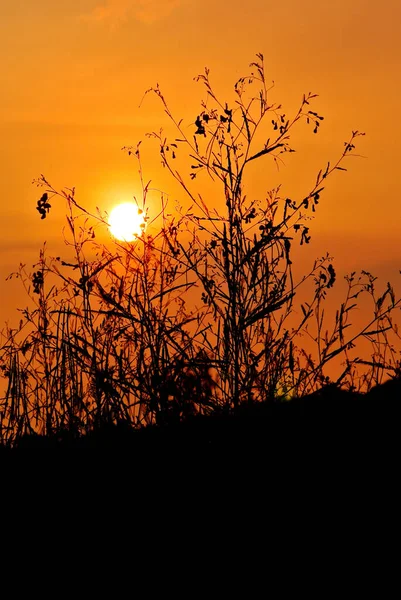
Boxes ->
[81,0,184,27]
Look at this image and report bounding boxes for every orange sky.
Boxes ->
[1,0,401,332]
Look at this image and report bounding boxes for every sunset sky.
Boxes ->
[1,0,401,327]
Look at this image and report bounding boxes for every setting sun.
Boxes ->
[108,202,145,242]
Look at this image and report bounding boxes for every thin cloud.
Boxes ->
[81,0,184,27]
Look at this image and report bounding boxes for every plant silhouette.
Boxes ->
[1,54,400,448]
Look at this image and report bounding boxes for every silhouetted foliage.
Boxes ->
[1,54,400,448]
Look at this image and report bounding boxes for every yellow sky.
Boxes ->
[1,0,401,324]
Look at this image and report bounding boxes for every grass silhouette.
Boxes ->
[1,54,400,452]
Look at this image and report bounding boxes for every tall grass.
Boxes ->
[1,54,400,447]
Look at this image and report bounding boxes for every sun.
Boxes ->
[108,202,145,242]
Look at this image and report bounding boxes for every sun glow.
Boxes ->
[108,202,145,242]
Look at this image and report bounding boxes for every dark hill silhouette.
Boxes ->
[8,379,400,464]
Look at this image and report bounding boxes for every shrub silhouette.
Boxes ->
[1,54,400,448]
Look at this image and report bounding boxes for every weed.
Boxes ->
[1,54,400,447]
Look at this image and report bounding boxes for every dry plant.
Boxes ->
[1,54,400,446]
